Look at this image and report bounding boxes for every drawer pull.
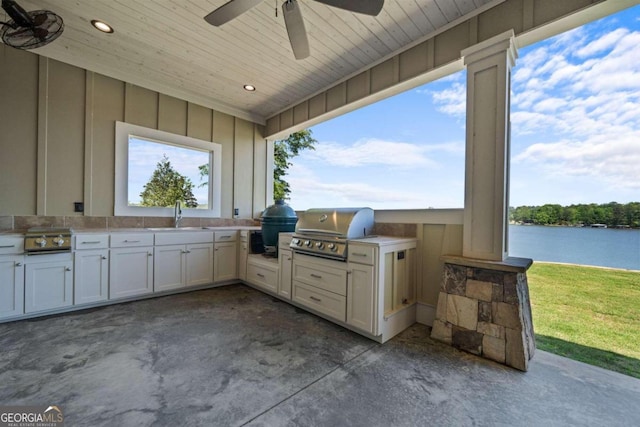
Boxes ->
[124,240,141,243]
[309,296,322,303]
[257,273,265,278]
[352,252,368,257]
[81,241,102,244]
[219,235,231,239]
[0,244,16,248]
[310,273,322,279]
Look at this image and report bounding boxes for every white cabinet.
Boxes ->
[24,254,73,313]
[346,238,417,342]
[277,233,293,299]
[74,234,109,305]
[154,231,214,291]
[278,249,293,299]
[0,255,24,319]
[214,230,237,282]
[0,235,24,319]
[238,231,248,280]
[109,233,155,300]
[247,254,278,293]
[292,254,348,322]
[347,262,375,333]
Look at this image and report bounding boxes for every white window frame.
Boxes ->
[114,121,222,218]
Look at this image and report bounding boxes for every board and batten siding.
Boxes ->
[0,45,270,218]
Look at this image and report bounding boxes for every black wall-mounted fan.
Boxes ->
[204,0,384,60]
[1,0,63,50]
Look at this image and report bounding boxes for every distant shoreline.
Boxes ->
[510,223,639,230]
[532,260,640,273]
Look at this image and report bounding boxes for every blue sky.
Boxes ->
[286,5,640,210]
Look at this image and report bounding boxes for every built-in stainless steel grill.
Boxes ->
[24,227,73,254]
[290,208,374,261]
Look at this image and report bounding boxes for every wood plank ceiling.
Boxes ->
[7,0,497,123]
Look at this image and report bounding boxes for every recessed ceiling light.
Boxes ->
[91,20,114,34]
[243,84,256,92]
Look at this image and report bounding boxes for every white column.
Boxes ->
[461,30,518,261]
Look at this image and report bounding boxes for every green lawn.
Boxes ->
[527,262,640,378]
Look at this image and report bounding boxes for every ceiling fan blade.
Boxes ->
[204,0,263,26]
[313,0,384,16]
[282,0,309,60]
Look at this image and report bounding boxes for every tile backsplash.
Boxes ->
[1,215,259,231]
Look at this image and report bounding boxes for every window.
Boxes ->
[115,122,222,217]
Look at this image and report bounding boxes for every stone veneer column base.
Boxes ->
[431,255,535,371]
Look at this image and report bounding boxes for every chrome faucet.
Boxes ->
[174,201,182,228]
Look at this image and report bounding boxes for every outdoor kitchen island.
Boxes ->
[246,232,417,344]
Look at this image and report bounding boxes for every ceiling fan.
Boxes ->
[0,0,63,50]
[204,0,384,60]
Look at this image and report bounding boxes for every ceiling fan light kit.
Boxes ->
[1,0,64,50]
[204,0,384,60]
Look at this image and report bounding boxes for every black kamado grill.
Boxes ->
[260,200,298,256]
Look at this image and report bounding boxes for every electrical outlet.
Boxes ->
[74,202,84,213]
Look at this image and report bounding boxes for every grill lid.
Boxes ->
[295,207,374,239]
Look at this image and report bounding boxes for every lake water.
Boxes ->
[508,225,640,271]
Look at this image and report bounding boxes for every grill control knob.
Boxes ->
[315,242,324,249]
[304,240,312,247]
[35,237,47,247]
[328,243,337,252]
[53,236,65,247]
[291,238,300,246]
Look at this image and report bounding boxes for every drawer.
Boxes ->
[110,233,154,248]
[215,230,238,242]
[155,231,213,246]
[74,234,109,250]
[292,261,347,296]
[239,230,248,242]
[247,261,278,292]
[293,281,346,322]
[0,235,24,255]
[348,244,375,265]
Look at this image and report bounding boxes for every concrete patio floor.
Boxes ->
[1,284,638,426]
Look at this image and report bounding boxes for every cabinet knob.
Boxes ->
[65,267,72,271]
[101,256,107,260]
[15,262,22,267]
[148,253,153,256]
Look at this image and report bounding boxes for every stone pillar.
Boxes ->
[462,30,517,261]
[431,256,535,371]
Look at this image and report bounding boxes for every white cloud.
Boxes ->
[514,131,640,190]
[430,82,466,116]
[426,21,640,198]
[306,138,463,168]
[575,28,628,57]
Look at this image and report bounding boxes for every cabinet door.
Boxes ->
[0,256,24,318]
[214,242,237,282]
[186,243,214,286]
[25,261,73,313]
[238,241,248,280]
[278,249,293,299]
[74,249,109,304]
[347,263,376,334]
[154,245,186,291]
[109,247,153,299]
